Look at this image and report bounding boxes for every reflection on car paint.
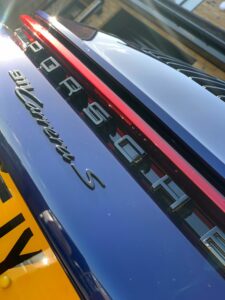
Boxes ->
[13,29,225,274]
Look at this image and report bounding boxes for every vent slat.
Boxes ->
[204,86,225,96]
[191,77,225,89]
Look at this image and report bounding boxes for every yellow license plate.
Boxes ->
[0,170,79,300]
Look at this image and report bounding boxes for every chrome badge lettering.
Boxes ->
[9,70,105,190]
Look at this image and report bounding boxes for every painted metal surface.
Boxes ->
[36,10,225,184]
[21,14,225,216]
[0,24,224,300]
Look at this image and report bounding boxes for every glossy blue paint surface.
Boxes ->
[0,25,224,300]
[37,11,225,183]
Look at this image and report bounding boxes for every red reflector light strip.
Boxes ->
[20,14,225,214]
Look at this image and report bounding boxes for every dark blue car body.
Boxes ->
[0,10,224,300]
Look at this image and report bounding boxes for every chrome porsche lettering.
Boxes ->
[40,56,60,73]
[59,76,82,97]
[83,102,111,126]
[9,70,105,190]
[27,40,43,53]
[152,175,190,211]
[200,227,225,267]
[112,134,146,164]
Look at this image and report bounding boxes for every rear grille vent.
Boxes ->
[142,48,225,101]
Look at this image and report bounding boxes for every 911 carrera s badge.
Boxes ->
[9,69,105,190]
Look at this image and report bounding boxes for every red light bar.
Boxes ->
[20,15,225,214]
